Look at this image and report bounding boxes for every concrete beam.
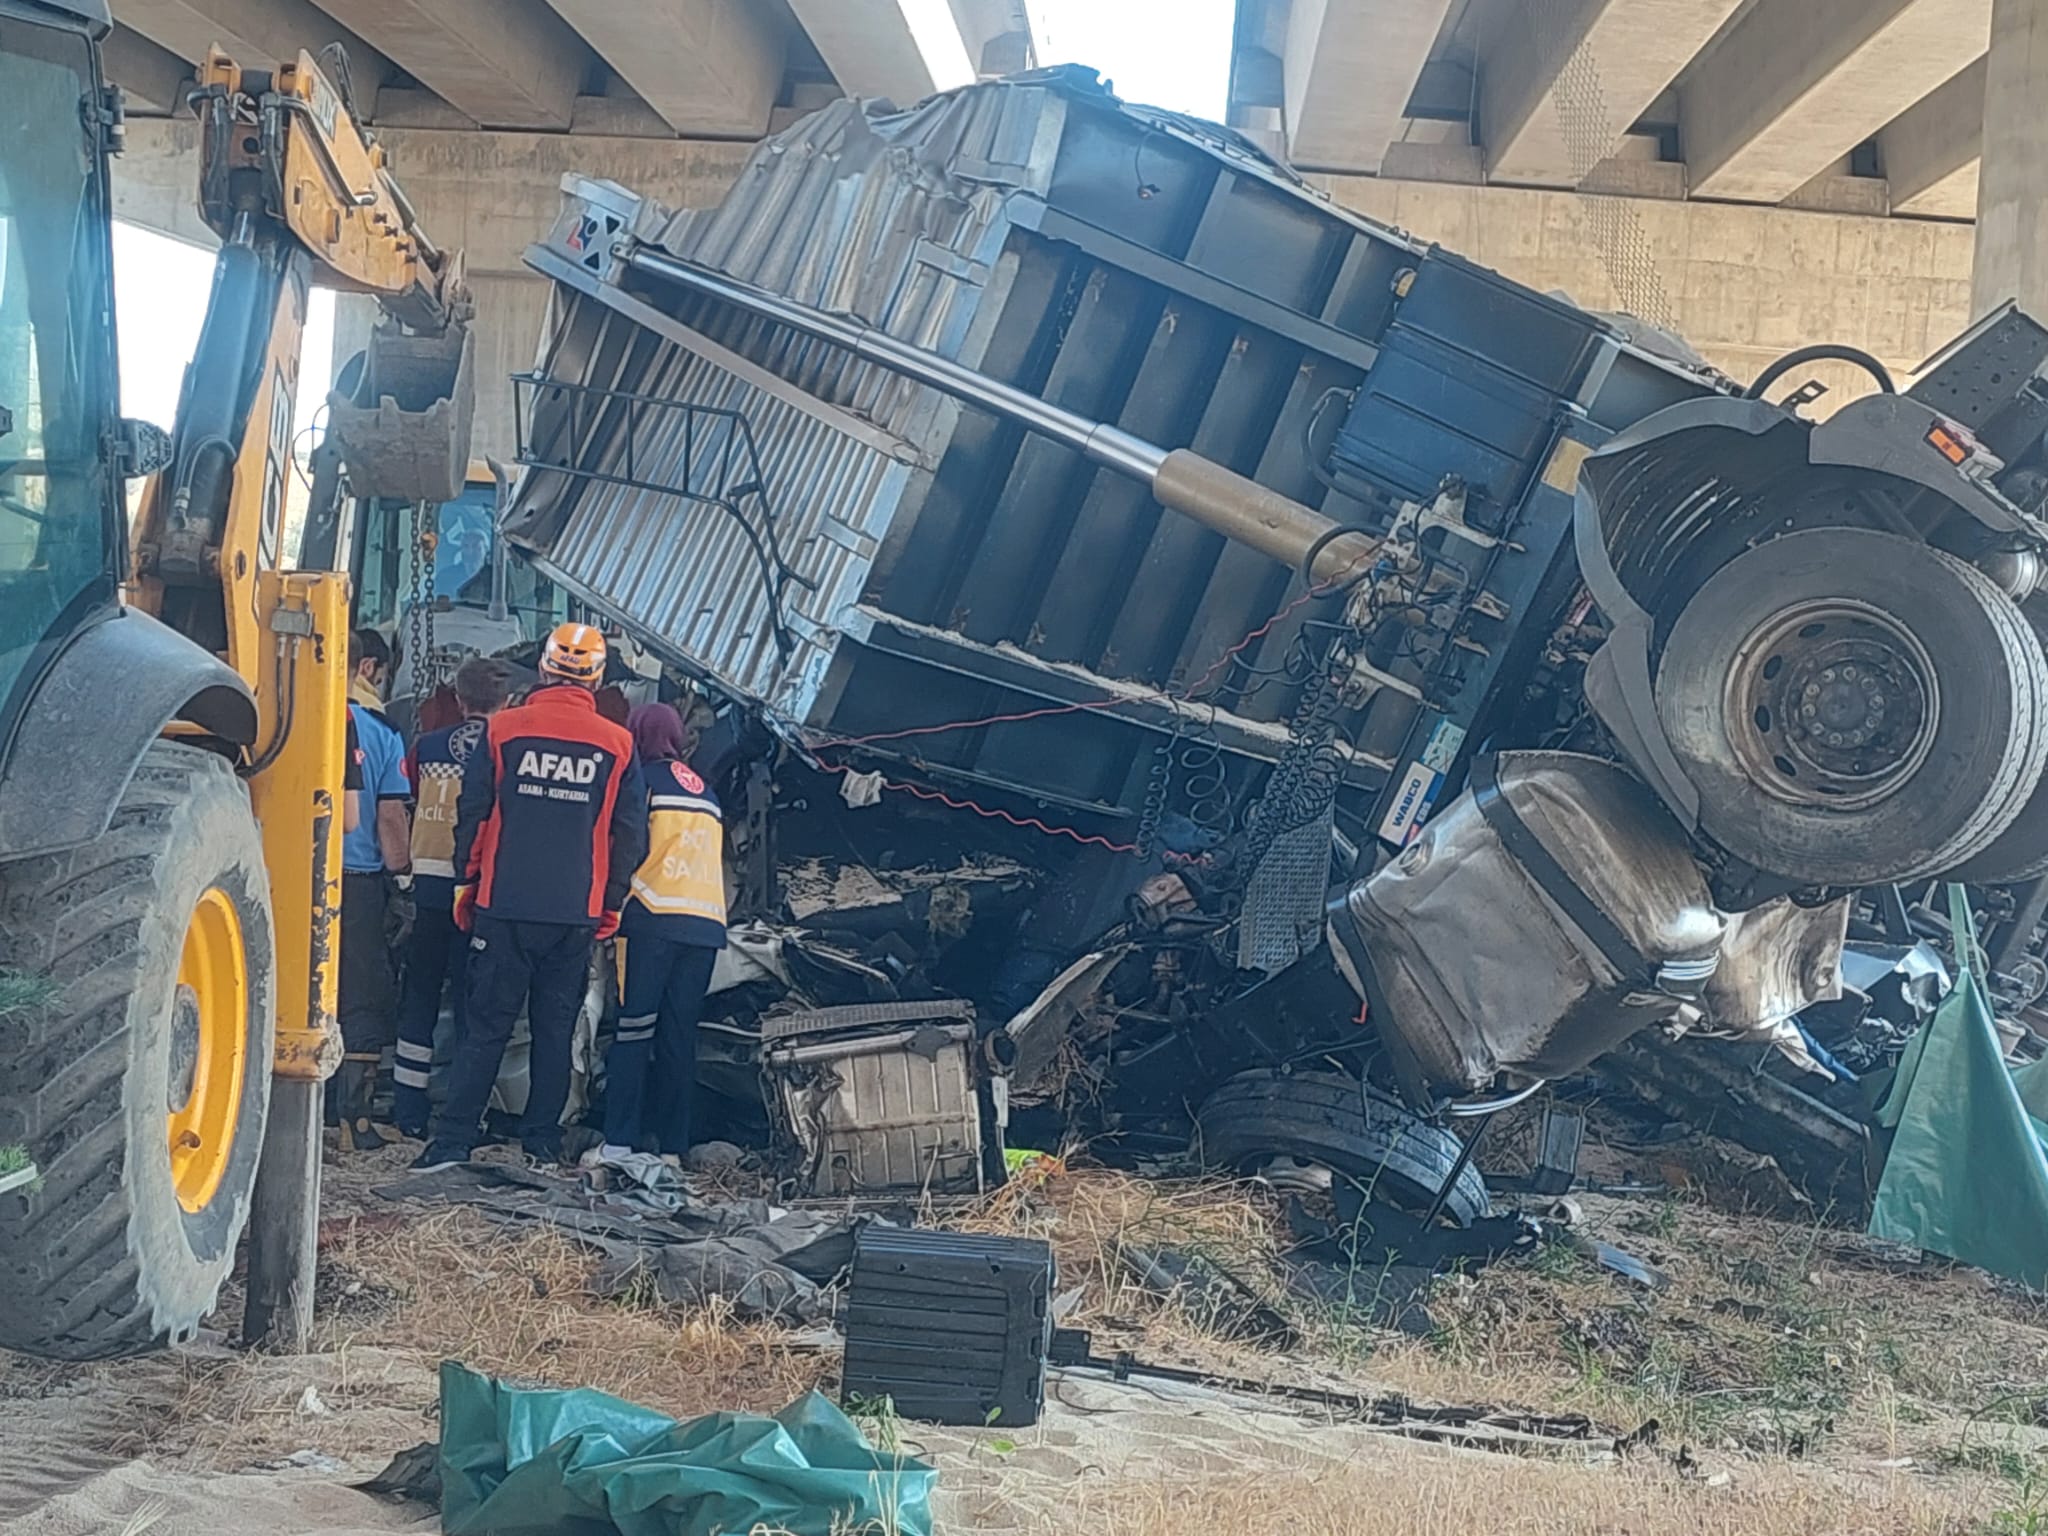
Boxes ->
[102,23,192,114]
[946,0,1033,75]
[1480,0,1745,188]
[1680,0,1992,205]
[119,116,756,273]
[114,0,387,101]
[1880,54,1985,218]
[1974,0,2048,317]
[314,0,592,130]
[785,0,975,104]
[1283,0,1456,174]
[538,0,782,137]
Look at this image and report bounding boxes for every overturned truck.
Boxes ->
[502,69,2048,1204]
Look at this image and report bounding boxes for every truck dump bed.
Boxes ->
[504,67,1718,843]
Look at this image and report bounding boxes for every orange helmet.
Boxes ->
[540,622,608,684]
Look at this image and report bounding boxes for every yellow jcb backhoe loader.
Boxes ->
[0,0,474,1358]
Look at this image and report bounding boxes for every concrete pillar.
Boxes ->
[1973,0,2048,317]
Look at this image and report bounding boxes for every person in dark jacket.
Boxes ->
[413,624,648,1169]
[392,656,511,1138]
[591,703,729,1163]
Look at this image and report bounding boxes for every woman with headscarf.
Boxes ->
[597,702,728,1163]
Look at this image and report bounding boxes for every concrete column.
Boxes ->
[462,274,553,464]
[1973,0,2048,317]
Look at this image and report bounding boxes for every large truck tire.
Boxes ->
[1655,528,2048,888]
[1196,1070,1489,1228]
[0,741,275,1359]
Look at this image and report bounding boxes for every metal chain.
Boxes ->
[406,500,439,695]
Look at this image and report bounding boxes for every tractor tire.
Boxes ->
[0,741,276,1359]
[1655,528,2048,887]
[1195,1071,1489,1228]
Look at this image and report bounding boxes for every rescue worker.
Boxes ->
[413,624,648,1170]
[391,656,510,1138]
[339,628,413,1151]
[591,703,728,1164]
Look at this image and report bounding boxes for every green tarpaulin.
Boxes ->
[437,1361,936,1536]
[1868,886,2048,1291]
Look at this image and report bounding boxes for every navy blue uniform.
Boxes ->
[392,717,486,1135]
[431,685,647,1158]
[605,757,728,1154]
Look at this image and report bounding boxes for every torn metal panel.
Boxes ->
[1703,896,1851,1037]
[1335,753,1724,1101]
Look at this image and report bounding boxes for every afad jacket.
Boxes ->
[455,685,648,926]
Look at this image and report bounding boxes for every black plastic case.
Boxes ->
[841,1226,1056,1428]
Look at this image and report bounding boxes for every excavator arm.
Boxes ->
[131,47,473,665]
[121,48,476,1348]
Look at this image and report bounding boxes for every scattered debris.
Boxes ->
[1116,1244,1299,1349]
[354,1441,440,1505]
[376,1161,868,1322]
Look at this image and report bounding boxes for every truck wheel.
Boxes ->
[1195,1071,1488,1228]
[1655,528,2048,887]
[0,741,275,1359]
[1947,774,2048,885]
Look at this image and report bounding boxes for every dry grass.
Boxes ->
[954,1165,1308,1372]
[1369,1190,2048,1471]
[315,1205,828,1424]
[131,1203,828,1473]
[1028,1455,1993,1536]
[16,1153,2048,1535]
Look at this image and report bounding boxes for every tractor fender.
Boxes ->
[0,609,258,861]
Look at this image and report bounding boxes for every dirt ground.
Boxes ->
[4,1133,2045,1536]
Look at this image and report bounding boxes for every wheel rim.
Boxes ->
[1723,598,1937,812]
[168,888,248,1214]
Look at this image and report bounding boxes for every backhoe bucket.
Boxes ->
[325,314,476,504]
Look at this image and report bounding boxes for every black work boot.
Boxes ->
[336,1054,395,1152]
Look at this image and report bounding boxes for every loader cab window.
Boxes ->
[0,17,115,730]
